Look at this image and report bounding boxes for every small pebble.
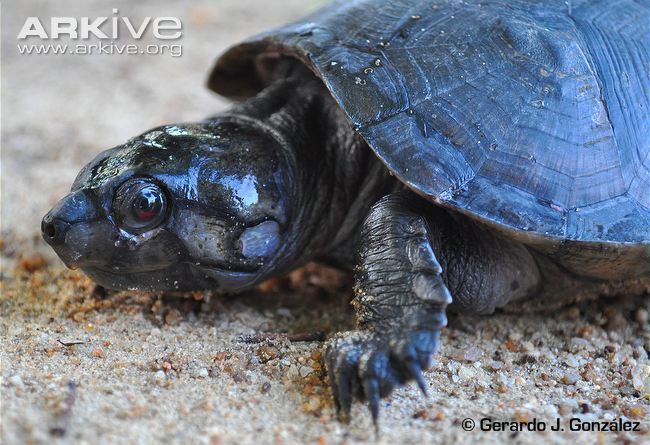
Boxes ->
[504,339,521,352]
[457,365,477,380]
[91,348,104,359]
[565,354,580,368]
[631,364,649,393]
[164,309,181,326]
[569,337,592,352]
[447,360,460,373]
[287,365,299,379]
[542,404,559,419]
[195,368,209,378]
[561,372,580,385]
[153,370,166,384]
[628,405,646,419]
[414,409,444,421]
[8,374,23,387]
[520,341,535,353]
[495,372,513,388]
[634,308,648,324]
[518,354,538,364]
[514,410,532,423]
[256,346,279,363]
[18,253,48,272]
[603,307,626,331]
[488,360,504,371]
[451,346,482,362]
[609,351,627,366]
[462,346,482,362]
[558,399,578,415]
[565,306,581,320]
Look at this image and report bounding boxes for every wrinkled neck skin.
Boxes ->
[217,63,395,282]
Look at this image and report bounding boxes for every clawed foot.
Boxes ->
[324,329,440,425]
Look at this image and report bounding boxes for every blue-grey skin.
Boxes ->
[43,0,649,426]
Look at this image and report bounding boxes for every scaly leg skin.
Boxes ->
[325,192,452,426]
[325,190,543,427]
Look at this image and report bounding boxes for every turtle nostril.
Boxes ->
[41,218,68,245]
[43,221,56,239]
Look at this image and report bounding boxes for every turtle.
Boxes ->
[42,0,649,425]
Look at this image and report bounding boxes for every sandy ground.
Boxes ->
[1,1,649,444]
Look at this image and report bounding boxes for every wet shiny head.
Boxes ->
[41,120,291,291]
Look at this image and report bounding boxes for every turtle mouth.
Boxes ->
[189,259,262,291]
[199,258,261,274]
[63,252,178,275]
[82,261,260,292]
[81,265,193,291]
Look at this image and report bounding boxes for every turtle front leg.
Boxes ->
[325,192,451,424]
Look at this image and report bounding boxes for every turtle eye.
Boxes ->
[114,179,168,232]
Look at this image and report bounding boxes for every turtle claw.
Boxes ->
[395,341,430,397]
[336,375,354,423]
[362,377,380,426]
[324,330,439,424]
[405,359,428,397]
[326,335,362,423]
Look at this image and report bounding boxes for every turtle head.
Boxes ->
[41,120,292,292]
